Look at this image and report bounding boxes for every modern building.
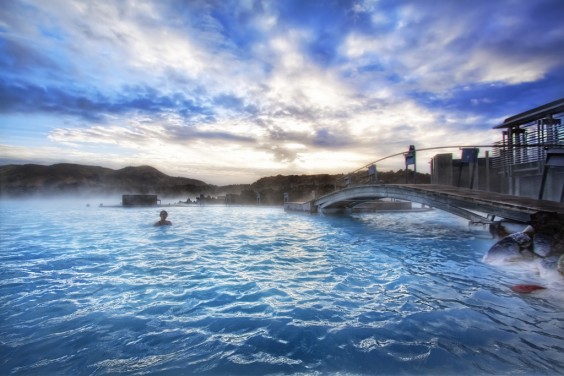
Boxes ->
[431,98,564,202]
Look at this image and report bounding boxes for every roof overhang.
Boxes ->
[494,98,564,129]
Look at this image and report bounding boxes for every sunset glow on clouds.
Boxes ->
[1,0,563,184]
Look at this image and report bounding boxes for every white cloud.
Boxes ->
[460,49,554,85]
[340,2,561,92]
[2,0,561,185]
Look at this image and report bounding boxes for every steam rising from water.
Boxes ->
[1,202,563,375]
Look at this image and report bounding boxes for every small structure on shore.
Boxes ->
[122,194,160,207]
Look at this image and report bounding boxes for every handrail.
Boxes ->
[336,143,564,184]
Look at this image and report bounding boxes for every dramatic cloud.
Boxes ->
[1,0,563,184]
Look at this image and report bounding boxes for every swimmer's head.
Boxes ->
[160,210,168,218]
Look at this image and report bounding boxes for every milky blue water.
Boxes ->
[1,200,563,376]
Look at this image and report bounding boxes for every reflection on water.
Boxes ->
[0,201,563,375]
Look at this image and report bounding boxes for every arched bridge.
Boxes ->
[287,184,564,224]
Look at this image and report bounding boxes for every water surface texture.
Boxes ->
[1,201,563,375]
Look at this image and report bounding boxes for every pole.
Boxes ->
[485,150,490,191]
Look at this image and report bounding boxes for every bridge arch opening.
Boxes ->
[315,185,493,224]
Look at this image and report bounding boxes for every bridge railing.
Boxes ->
[334,145,489,190]
[334,141,564,191]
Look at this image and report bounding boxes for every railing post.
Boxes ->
[485,150,490,192]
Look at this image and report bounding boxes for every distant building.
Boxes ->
[122,194,160,207]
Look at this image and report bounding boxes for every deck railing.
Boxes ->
[491,116,564,171]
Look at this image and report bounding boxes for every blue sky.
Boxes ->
[1,0,563,184]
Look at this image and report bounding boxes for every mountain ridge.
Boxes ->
[0,163,211,198]
[0,163,431,204]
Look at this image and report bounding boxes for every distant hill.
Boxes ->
[248,174,337,204]
[0,163,214,198]
[246,169,431,205]
[0,163,431,203]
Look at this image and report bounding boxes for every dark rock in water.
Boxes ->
[483,234,532,263]
[549,235,564,258]
[533,233,554,258]
[521,249,536,259]
[484,214,564,278]
[539,256,559,270]
[509,232,532,249]
[530,212,564,237]
[558,255,564,276]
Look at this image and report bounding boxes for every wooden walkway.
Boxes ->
[291,184,564,224]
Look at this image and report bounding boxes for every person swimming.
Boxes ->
[154,210,172,226]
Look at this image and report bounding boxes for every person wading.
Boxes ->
[154,210,172,226]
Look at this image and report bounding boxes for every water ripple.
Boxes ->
[1,203,563,375]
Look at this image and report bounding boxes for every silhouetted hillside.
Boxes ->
[0,163,213,197]
[245,170,430,205]
[0,163,430,202]
[249,174,337,205]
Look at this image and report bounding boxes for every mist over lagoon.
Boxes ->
[1,200,563,375]
[2,0,564,373]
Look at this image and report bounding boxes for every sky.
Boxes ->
[1,0,563,185]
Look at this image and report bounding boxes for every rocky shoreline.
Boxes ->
[484,212,564,278]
